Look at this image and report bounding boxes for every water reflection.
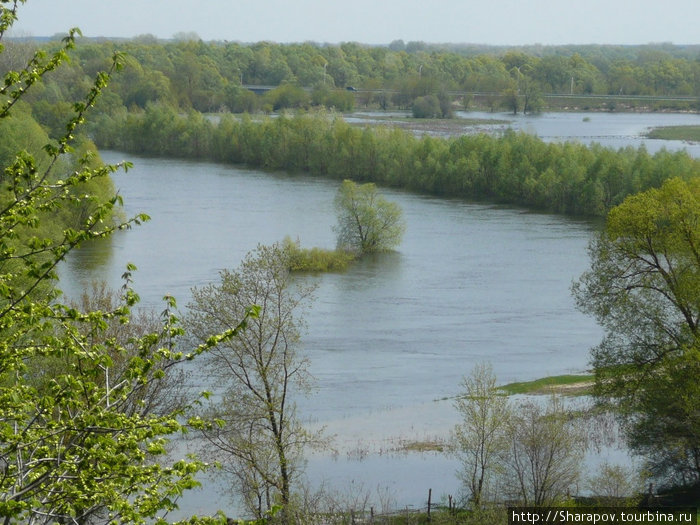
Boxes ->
[59,235,116,299]
[336,251,404,292]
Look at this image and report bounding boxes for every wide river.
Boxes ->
[60,111,699,517]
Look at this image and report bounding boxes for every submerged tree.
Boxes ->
[573,177,700,486]
[185,243,321,519]
[333,179,405,254]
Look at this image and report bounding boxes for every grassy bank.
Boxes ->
[439,374,595,403]
[498,374,594,396]
[646,125,700,142]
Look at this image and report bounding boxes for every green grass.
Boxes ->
[440,374,595,403]
[283,236,355,273]
[498,374,594,396]
[396,440,446,453]
[646,125,700,142]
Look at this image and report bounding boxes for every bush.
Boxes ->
[412,94,441,118]
[283,237,355,272]
[312,86,355,112]
[263,84,310,111]
[224,85,260,113]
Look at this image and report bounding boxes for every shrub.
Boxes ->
[412,94,441,118]
[283,237,355,272]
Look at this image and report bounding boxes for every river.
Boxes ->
[351,109,700,156]
[59,111,698,517]
[459,110,700,155]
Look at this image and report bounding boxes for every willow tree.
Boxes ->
[573,177,700,486]
[333,179,405,254]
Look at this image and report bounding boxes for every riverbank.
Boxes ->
[293,373,617,522]
[382,374,596,454]
[646,125,700,142]
[499,373,594,395]
[349,109,700,150]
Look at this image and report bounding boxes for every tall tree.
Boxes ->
[333,179,405,254]
[573,177,700,486]
[185,243,320,520]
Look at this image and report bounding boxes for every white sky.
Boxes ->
[11,0,700,46]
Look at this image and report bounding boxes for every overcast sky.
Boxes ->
[11,0,700,46]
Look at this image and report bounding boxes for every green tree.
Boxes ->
[223,84,259,113]
[437,89,454,118]
[412,94,440,118]
[311,86,354,112]
[0,6,246,523]
[573,177,700,486]
[333,179,405,254]
[66,282,192,418]
[169,49,225,111]
[501,86,520,115]
[521,78,543,114]
[185,243,321,520]
[262,83,310,111]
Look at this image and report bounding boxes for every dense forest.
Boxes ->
[4,37,700,117]
[2,37,699,218]
[92,107,700,217]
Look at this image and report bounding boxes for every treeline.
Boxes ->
[6,35,700,218]
[4,37,700,117]
[92,106,700,216]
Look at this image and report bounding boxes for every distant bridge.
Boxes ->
[242,84,336,94]
[242,85,278,94]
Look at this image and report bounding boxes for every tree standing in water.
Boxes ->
[334,179,405,254]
